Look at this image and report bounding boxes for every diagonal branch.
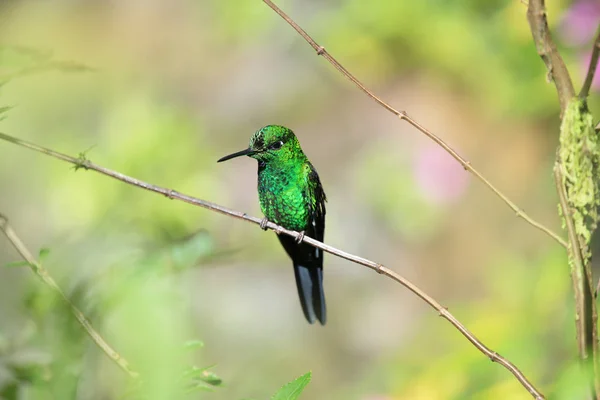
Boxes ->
[580,24,600,99]
[261,0,567,249]
[0,131,545,399]
[0,213,139,378]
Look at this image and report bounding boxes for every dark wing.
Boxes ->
[293,162,326,324]
[305,162,327,261]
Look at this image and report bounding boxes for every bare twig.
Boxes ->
[0,213,139,379]
[0,132,545,399]
[526,0,575,109]
[580,24,600,99]
[261,0,566,249]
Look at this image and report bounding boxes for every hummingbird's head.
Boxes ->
[217,125,304,164]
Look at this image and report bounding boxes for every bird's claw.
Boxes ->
[259,217,269,230]
[295,230,305,244]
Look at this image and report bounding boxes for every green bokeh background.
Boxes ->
[0,0,598,399]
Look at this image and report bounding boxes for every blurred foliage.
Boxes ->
[0,0,598,399]
[0,107,12,122]
[320,0,581,118]
[0,45,92,85]
[0,230,223,399]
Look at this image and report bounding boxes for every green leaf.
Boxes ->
[182,365,222,386]
[38,248,50,263]
[0,105,13,121]
[198,370,222,386]
[0,105,13,114]
[3,260,30,268]
[271,372,311,400]
[182,365,205,379]
[183,340,204,350]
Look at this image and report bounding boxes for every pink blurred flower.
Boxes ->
[559,0,600,46]
[413,145,469,205]
[560,1,600,92]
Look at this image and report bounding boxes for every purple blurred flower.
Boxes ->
[559,0,600,46]
[413,145,469,205]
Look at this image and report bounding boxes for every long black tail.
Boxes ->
[278,234,326,325]
[293,263,326,325]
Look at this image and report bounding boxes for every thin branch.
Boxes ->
[526,0,576,111]
[261,0,567,249]
[0,132,545,400]
[0,213,139,379]
[554,165,600,397]
[554,166,591,358]
[580,24,600,99]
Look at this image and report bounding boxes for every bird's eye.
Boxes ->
[270,141,284,150]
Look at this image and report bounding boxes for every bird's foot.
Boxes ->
[295,230,305,244]
[259,217,269,231]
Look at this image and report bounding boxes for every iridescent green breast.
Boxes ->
[257,161,310,231]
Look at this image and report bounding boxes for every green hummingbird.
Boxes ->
[217,125,327,325]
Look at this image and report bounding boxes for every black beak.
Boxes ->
[217,148,256,163]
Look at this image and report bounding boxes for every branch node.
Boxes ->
[259,217,269,231]
[73,158,91,171]
[316,46,325,55]
[165,189,176,199]
[437,306,449,317]
[545,68,553,84]
[73,145,96,171]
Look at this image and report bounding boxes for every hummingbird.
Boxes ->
[217,125,327,325]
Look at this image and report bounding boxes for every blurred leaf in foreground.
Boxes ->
[271,372,311,400]
[0,105,13,121]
